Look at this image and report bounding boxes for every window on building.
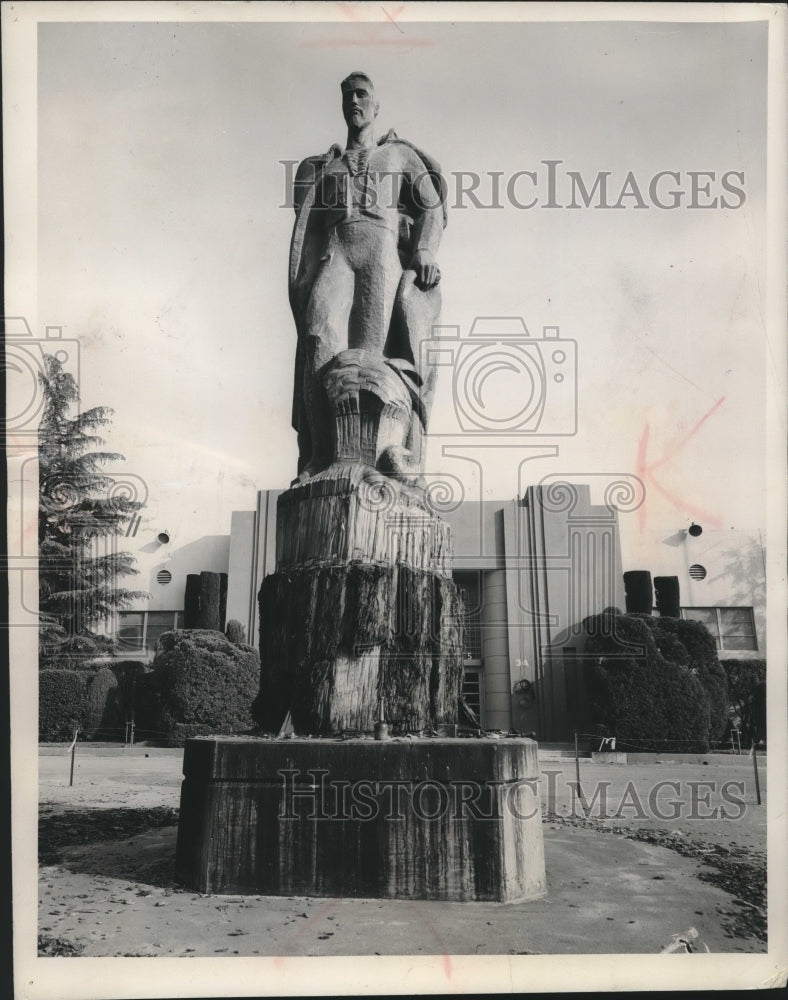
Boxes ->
[116,611,182,654]
[116,612,145,652]
[681,607,757,652]
[461,666,484,726]
[454,570,482,662]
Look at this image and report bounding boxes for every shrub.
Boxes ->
[132,669,163,742]
[109,660,148,724]
[225,619,246,645]
[39,634,101,671]
[39,670,90,741]
[644,616,729,744]
[83,667,124,739]
[722,658,767,746]
[751,681,766,746]
[582,610,712,752]
[166,723,215,748]
[151,629,260,740]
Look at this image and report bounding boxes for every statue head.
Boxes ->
[340,72,379,130]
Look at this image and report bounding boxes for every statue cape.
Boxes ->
[288,130,447,433]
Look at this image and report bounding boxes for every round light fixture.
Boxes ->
[688,523,703,537]
[157,530,171,545]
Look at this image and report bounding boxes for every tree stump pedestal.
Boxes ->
[253,462,463,735]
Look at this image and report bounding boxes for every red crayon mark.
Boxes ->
[300,3,432,48]
[382,5,406,33]
[274,899,340,966]
[402,901,452,978]
[636,397,726,531]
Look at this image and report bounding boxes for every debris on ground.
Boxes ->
[37,934,84,956]
[660,926,710,953]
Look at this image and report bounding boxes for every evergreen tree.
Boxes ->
[38,353,148,666]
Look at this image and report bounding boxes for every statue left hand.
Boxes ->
[410,249,441,290]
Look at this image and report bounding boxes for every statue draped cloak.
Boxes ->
[288,129,447,444]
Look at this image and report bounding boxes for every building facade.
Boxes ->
[113,483,766,742]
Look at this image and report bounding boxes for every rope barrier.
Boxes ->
[573,731,748,751]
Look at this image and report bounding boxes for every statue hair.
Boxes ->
[341,71,375,92]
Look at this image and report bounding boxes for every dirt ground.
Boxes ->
[37,746,768,958]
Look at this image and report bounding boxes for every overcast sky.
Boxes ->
[35,15,769,539]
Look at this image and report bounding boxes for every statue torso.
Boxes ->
[317,143,415,233]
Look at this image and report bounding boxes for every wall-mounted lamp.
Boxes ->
[688,523,703,537]
[157,530,171,545]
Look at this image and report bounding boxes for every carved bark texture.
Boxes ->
[253,562,462,734]
[254,458,462,734]
[275,466,452,574]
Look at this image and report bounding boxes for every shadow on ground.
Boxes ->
[39,806,180,888]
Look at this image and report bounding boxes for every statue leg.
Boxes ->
[300,247,355,478]
[306,246,354,369]
[391,271,442,467]
[344,228,401,353]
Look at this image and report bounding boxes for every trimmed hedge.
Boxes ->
[39,670,90,741]
[225,619,246,645]
[109,660,148,724]
[39,634,104,672]
[151,629,260,741]
[722,658,767,746]
[645,616,729,743]
[582,610,712,752]
[132,669,163,741]
[83,667,124,739]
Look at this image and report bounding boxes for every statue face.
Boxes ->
[341,78,378,129]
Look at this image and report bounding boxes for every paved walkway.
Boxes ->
[39,819,760,957]
[36,747,768,957]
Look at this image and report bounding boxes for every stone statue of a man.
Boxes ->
[288,72,446,483]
